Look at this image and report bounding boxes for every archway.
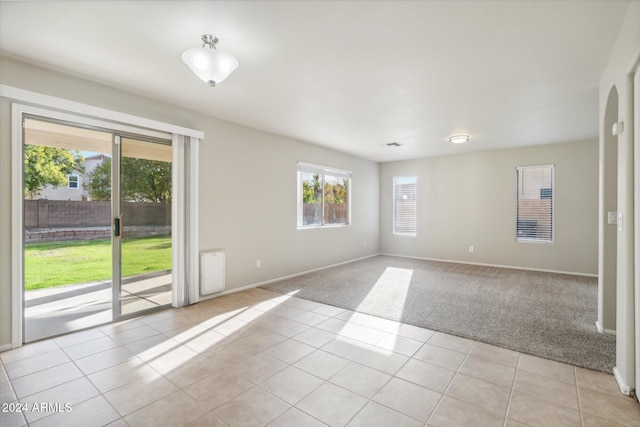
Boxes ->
[598,85,618,334]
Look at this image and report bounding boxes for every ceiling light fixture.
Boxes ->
[448,135,469,144]
[182,34,239,87]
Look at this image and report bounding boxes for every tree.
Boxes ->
[84,158,112,201]
[302,174,322,204]
[85,157,172,202]
[24,145,82,198]
[121,157,171,202]
[302,175,348,204]
[324,178,347,204]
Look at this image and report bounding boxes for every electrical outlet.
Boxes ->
[469,246,474,253]
[256,259,261,269]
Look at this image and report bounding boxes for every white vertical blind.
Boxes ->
[516,165,553,242]
[393,176,417,235]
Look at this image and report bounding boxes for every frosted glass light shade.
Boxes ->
[448,135,469,144]
[182,46,238,87]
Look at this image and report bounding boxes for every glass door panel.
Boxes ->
[23,118,113,341]
[115,136,173,317]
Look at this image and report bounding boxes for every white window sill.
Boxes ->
[516,238,553,244]
[297,223,350,230]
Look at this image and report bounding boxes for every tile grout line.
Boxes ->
[575,366,588,427]
[1,361,27,426]
[424,339,475,426]
[502,351,522,427]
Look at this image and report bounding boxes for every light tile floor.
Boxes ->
[25,273,172,342]
[2,287,640,427]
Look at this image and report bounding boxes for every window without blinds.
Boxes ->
[67,174,79,189]
[393,176,417,236]
[516,165,553,242]
[297,162,351,228]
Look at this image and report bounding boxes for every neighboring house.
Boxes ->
[36,153,109,201]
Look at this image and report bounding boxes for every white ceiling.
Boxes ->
[0,1,631,162]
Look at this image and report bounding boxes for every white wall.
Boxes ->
[198,117,380,289]
[597,0,640,395]
[380,140,599,275]
[0,56,380,348]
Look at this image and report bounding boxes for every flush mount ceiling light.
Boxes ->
[182,34,239,87]
[448,135,469,144]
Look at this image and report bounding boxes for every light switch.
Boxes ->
[608,212,617,224]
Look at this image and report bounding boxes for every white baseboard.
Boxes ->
[196,281,262,302]
[613,367,634,395]
[595,321,617,335]
[0,343,13,352]
[196,252,596,304]
[195,253,379,302]
[379,253,598,278]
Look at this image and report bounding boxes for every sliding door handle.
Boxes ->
[114,217,123,238]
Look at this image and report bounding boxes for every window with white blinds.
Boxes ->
[393,176,417,236]
[516,165,553,242]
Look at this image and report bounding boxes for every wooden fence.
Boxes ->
[303,203,348,225]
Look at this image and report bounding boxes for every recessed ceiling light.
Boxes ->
[448,135,469,144]
[386,142,403,147]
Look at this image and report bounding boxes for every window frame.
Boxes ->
[9,93,202,348]
[67,173,80,189]
[515,164,554,243]
[393,175,417,237]
[297,162,352,229]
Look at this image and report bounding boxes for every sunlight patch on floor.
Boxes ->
[355,267,413,316]
[136,292,299,371]
[341,266,414,353]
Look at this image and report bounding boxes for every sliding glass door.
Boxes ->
[23,118,172,341]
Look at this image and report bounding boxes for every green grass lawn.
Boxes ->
[25,236,172,291]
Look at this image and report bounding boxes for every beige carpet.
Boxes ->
[261,255,615,372]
